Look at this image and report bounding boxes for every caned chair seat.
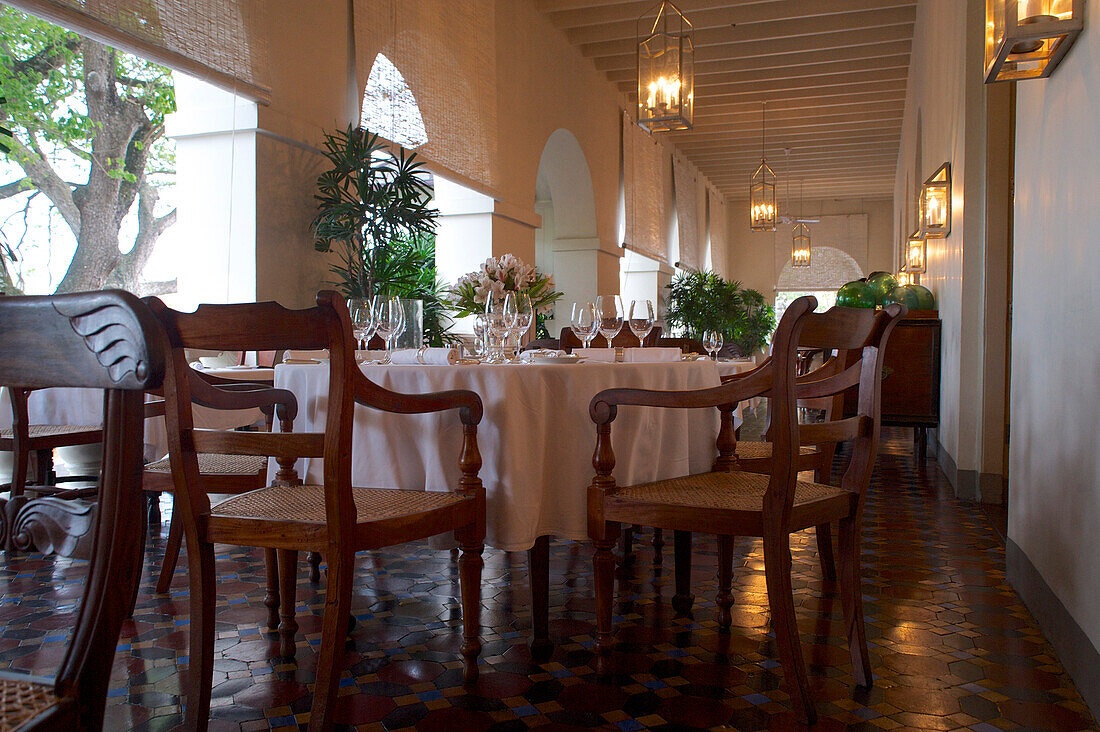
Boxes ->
[605,471,855,534]
[0,676,59,729]
[0,425,100,440]
[208,485,476,549]
[735,441,818,461]
[144,453,268,476]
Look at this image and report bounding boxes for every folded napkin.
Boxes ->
[284,349,329,361]
[572,348,617,363]
[623,347,682,363]
[356,350,389,362]
[388,347,460,365]
[518,348,566,362]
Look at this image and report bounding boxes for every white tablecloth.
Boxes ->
[271,361,730,551]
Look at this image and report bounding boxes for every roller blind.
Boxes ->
[708,186,729,277]
[673,155,700,271]
[355,0,498,193]
[7,0,270,102]
[622,111,668,264]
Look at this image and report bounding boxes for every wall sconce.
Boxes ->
[637,1,694,132]
[920,163,951,238]
[906,230,927,274]
[792,223,811,267]
[985,0,1084,83]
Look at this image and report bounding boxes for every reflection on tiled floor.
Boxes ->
[1,427,1096,731]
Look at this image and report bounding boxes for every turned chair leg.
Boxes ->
[263,549,280,631]
[592,522,620,677]
[838,515,873,687]
[184,539,216,732]
[816,522,838,582]
[457,536,484,682]
[619,525,636,567]
[652,527,664,565]
[276,549,299,658]
[763,533,816,726]
[308,547,354,732]
[716,535,734,629]
[672,530,695,617]
[307,551,322,583]
[155,510,184,594]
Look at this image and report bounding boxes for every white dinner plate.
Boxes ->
[528,354,583,365]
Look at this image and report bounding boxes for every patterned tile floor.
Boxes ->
[2,426,1097,731]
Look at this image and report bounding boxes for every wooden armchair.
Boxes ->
[559,325,662,352]
[0,290,164,730]
[146,291,486,732]
[1,388,104,550]
[142,373,301,615]
[586,298,906,724]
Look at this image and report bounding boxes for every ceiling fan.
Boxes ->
[777,147,819,224]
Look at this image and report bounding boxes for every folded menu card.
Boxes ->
[623,347,682,363]
[571,348,617,362]
[388,347,460,365]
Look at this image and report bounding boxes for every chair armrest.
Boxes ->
[719,357,771,384]
[187,370,298,424]
[590,366,772,425]
[144,397,166,419]
[353,371,483,425]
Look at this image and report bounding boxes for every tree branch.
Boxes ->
[7,136,81,236]
[0,178,32,200]
[7,35,80,78]
[105,182,175,290]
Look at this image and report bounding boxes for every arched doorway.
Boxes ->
[534,129,599,337]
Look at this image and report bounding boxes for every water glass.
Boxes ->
[472,313,489,358]
[485,293,511,363]
[595,294,624,348]
[375,297,405,364]
[571,302,598,349]
[703,330,723,361]
[347,298,375,349]
[510,293,533,361]
[629,299,655,347]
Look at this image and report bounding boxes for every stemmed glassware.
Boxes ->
[348,298,376,351]
[571,302,599,349]
[374,296,406,364]
[507,293,533,361]
[484,293,511,364]
[595,294,624,348]
[703,330,724,361]
[472,313,489,359]
[628,299,655,347]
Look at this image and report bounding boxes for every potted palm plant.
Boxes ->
[665,270,775,357]
[311,124,456,346]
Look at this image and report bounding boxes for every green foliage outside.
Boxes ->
[665,270,776,356]
[311,124,455,346]
[0,7,177,295]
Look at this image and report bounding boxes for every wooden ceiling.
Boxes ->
[536,0,915,203]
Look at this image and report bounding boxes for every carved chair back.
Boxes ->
[0,290,164,729]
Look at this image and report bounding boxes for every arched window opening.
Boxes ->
[360,53,428,149]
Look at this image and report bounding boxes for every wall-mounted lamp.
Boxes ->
[985,0,1084,83]
[896,267,913,287]
[637,1,694,132]
[920,163,951,238]
[906,230,927,274]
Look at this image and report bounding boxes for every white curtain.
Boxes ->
[622,111,669,264]
[708,186,729,277]
[673,155,701,271]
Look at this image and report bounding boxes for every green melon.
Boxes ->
[836,280,877,308]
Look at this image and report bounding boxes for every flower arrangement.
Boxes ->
[447,254,563,318]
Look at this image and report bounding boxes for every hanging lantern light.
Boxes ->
[896,266,913,287]
[920,163,951,238]
[637,1,694,132]
[791,179,810,266]
[749,101,776,232]
[985,0,1084,83]
[906,230,927,274]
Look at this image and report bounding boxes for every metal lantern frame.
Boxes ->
[906,229,927,274]
[985,0,1084,83]
[750,161,777,231]
[637,1,694,132]
[792,222,811,267]
[896,266,913,287]
[920,163,951,239]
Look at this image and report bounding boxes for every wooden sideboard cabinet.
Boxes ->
[845,309,941,459]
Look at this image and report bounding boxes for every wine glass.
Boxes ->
[375,297,405,364]
[510,293,534,361]
[348,298,375,350]
[629,299,655,347]
[471,313,489,359]
[571,302,598,349]
[485,293,510,364]
[703,330,723,361]
[595,294,624,348]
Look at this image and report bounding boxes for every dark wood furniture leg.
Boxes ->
[652,527,664,565]
[672,529,694,617]
[527,534,553,662]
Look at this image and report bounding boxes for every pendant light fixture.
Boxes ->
[749,101,776,232]
[792,180,810,267]
[637,1,694,132]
